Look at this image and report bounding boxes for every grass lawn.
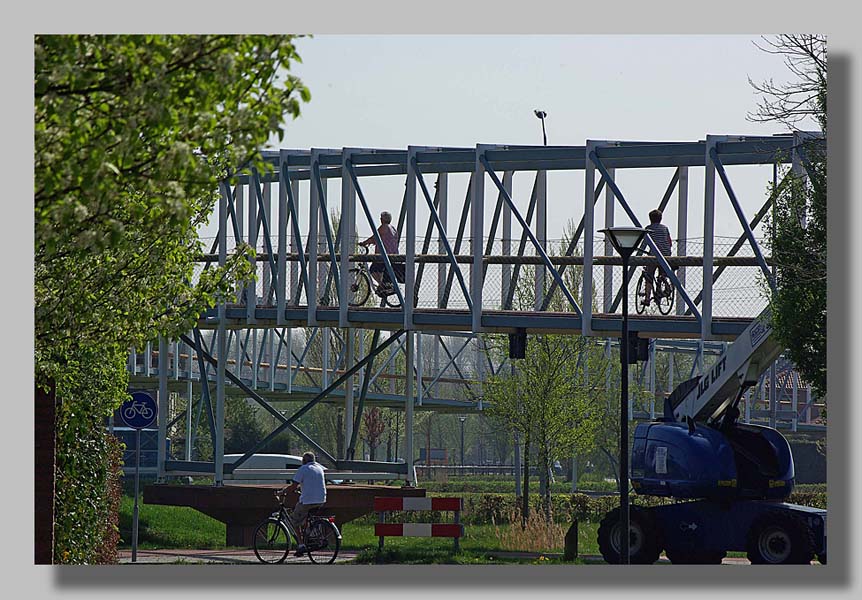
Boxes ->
[119,494,599,562]
[339,521,597,564]
[118,495,227,549]
[118,495,752,563]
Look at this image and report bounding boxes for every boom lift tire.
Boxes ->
[745,511,815,565]
[598,506,662,564]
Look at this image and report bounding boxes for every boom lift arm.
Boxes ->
[668,308,784,425]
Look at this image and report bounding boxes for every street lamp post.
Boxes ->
[459,416,466,469]
[534,110,548,146]
[600,226,647,565]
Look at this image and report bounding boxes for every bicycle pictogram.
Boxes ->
[120,391,157,429]
[123,400,154,421]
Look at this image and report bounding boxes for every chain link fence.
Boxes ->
[195,233,771,319]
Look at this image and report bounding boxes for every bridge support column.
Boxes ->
[676,166,689,315]
[583,142,597,336]
[157,335,168,483]
[702,137,721,340]
[603,167,615,313]
[214,182,228,486]
[471,147,486,333]
[185,380,193,462]
[535,169,547,309]
[345,330,355,458]
[405,332,415,485]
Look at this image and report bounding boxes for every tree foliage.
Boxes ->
[35,35,310,563]
[35,35,310,371]
[749,34,827,396]
[485,334,600,523]
[361,407,386,460]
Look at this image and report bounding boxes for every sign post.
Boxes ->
[119,391,157,563]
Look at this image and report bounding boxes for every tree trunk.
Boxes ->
[386,415,393,462]
[336,409,344,459]
[521,432,530,529]
[34,378,56,564]
[539,439,552,523]
[600,446,620,488]
[426,415,432,479]
[393,412,399,461]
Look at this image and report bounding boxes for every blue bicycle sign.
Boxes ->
[120,391,157,429]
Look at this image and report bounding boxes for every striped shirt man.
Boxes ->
[646,222,672,256]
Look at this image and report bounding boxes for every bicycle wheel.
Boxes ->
[657,276,675,315]
[635,272,648,315]
[347,268,371,307]
[384,289,403,308]
[306,519,341,564]
[253,518,292,564]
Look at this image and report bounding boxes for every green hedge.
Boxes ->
[51,345,128,564]
[357,490,828,527]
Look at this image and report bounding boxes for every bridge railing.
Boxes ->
[192,239,770,321]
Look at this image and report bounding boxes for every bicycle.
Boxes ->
[122,401,153,421]
[347,245,403,308]
[635,267,675,315]
[253,490,342,564]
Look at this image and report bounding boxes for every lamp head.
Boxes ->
[534,110,547,119]
[600,226,647,259]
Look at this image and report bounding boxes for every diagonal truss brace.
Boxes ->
[180,332,336,468]
[480,153,582,316]
[709,148,776,291]
[412,158,473,311]
[344,160,406,307]
[590,151,702,323]
[218,330,407,472]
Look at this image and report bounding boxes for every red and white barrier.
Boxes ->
[374,523,464,538]
[373,497,462,512]
[374,496,464,552]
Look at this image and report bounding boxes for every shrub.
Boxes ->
[51,345,128,564]
[94,434,124,564]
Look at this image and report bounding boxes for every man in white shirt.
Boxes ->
[282,451,327,556]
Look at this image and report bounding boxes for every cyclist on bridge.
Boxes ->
[359,211,401,296]
[281,451,327,557]
[642,208,673,308]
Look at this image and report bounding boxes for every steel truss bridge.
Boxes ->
[129,132,825,486]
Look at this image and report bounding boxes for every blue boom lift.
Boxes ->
[597,309,827,564]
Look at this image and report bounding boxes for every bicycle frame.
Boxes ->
[353,246,402,306]
[271,495,335,541]
[271,501,303,542]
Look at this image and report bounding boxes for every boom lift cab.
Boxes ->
[597,309,826,565]
[630,420,795,501]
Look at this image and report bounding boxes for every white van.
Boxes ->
[223,454,340,485]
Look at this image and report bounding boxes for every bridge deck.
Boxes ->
[199,305,751,340]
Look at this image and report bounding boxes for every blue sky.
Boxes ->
[279,35,804,148]
[202,35,818,248]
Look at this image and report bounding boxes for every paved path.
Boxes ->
[119,548,758,565]
[118,548,358,565]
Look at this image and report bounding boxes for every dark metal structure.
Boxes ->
[129,132,824,491]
